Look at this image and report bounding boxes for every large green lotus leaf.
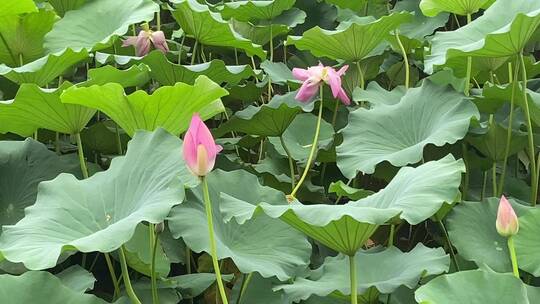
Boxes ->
[478,83,540,126]
[0,49,89,86]
[415,269,532,304]
[268,113,334,163]
[467,122,528,161]
[56,265,96,293]
[231,273,293,304]
[514,209,540,276]
[260,61,300,86]
[219,0,295,21]
[123,223,170,277]
[168,169,312,281]
[141,50,255,86]
[61,75,227,137]
[222,156,462,255]
[44,0,158,53]
[0,82,96,136]
[328,181,374,201]
[286,12,411,62]
[48,0,87,17]
[424,0,540,74]
[0,9,57,66]
[337,81,478,177]
[171,0,266,59]
[231,21,290,46]
[324,0,367,12]
[353,82,406,107]
[82,64,150,88]
[81,121,130,155]
[447,198,533,273]
[0,129,189,270]
[0,139,81,226]
[276,244,449,302]
[215,92,305,137]
[0,0,37,17]
[419,0,494,16]
[163,273,233,299]
[0,271,108,304]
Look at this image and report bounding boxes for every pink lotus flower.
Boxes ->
[183,114,222,177]
[122,29,169,57]
[496,195,519,237]
[292,63,350,105]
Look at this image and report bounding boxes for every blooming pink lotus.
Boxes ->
[292,63,350,105]
[496,195,519,237]
[183,114,222,177]
[122,29,169,57]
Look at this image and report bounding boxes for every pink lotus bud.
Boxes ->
[183,114,222,177]
[122,29,169,57]
[292,63,350,105]
[496,195,519,237]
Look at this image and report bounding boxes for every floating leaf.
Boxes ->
[61,75,227,137]
[171,0,266,59]
[222,156,463,255]
[415,269,532,304]
[260,61,300,85]
[337,81,478,177]
[276,244,449,302]
[447,198,533,273]
[44,0,159,52]
[168,170,312,281]
[0,271,108,304]
[0,139,81,226]
[514,208,540,276]
[0,129,188,270]
[0,82,96,136]
[141,50,255,86]
[0,49,89,86]
[286,12,412,62]
[425,1,540,74]
[419,0,494,17]
[219,0,296,21]
[352,82,406,107]
[0,0,37,17]
[82,64,150,88]
[0,10,56,66]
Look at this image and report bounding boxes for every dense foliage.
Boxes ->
[1,0,539,303]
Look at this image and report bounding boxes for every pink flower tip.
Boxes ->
[496,195,519,237]
[183,114,222,177]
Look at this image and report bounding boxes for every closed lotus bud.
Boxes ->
[496,195,519,237]
[183,114,222,177]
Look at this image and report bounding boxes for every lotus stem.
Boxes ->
[394,30,409,89]
[280,136,297,191]
[388,224,395,246]
[75,133,89,179]
[465,14,472,96]
[519,52,537,206]
[104,253,120,300]
[236,272,254,304]
[349,255,358,304]
[150,224,159,304]
[461,142,469,200]
[115,124,123,155]
[498,61,519,196]
[55,132,61,155]
[356,61,365,90]
[290,86,324,199]
[438,220,460,271]
[492,162,497,197]
[202,176,229,304]
[119,246,142,304]
[269,23,274,62]
[507,236,520,278]
[156,11,161,31]
[191,40,198,65]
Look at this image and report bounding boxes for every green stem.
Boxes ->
[280,136,297,191]
[186,247,193,304]
[156,10,161,31]
[75,133,89,179]
[507,237,520,278]
[104,253,120,300]
[519,52,537,206]
[394,30,409,89]
[356,61,365,90]
[119,246,142,304]
[438,221,460,271]
[498,61,519,196]
[461,142,469,200]
[55,132,61,155]
[388,225,395,247]
[115,124,123,155]
[481,171,487,201]
[331,99,339,129]
[349,255,358,304]
[150,224,159,304]
[178,36,186,64]
[492,162,497,197]
[236,273,254,304]
[202,177,229,304]
[290,86,324,199]
[269,24,274,62]
[465,14,472,96]
[191,41,198,65]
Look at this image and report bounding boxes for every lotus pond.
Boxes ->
[1,0,540,303]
